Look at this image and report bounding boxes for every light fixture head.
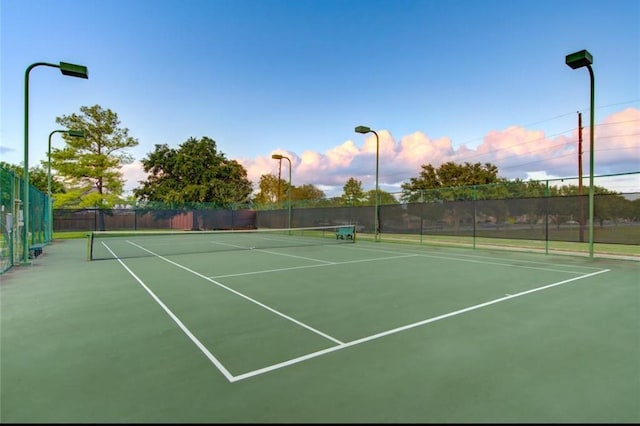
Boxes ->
[565,50,593,70]
[59,61,89,79]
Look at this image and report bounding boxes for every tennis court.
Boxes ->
[1,229,638,423]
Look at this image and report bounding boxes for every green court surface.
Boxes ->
[1,235,638,423]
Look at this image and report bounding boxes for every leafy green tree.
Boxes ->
[401,162,503,231]
[135,136,252,208]
[594,191,629,227]
[630,198,640,222]
[24,166,48,194]
[254,175,325,208]
[254,174,281,206]
[0,162,18,174]
[401,161,502,202]
[0,162,64,196]
[291,184,325,205]
[51,105,138,208]
[365,189,398,205]
[341,177,366,205]
[495,179,547,228]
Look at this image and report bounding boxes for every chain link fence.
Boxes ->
[54,172,639,245]
[1,165,50,273]
[2,169,637,273]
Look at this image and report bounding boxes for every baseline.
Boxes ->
[334,242,602,275]
[230,267,610,382]
[103,240,610,384]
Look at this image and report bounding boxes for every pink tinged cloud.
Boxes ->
[595,108,640,165]
[397,132,455,168]
[324,140,359,168]
[122,108,639,194]
[478,126,550,160]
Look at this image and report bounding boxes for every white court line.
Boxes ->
[209,236,587,276]
[249,248,336,264]
[209,240,336,264]
[229,267,611,382]
[126,240,344,346]
[333,243,593,275]
[209,232,584,275]
[341,241,609,270]
[107,240,611,384]
[423,250,608,271]
[210,253,419,279]
[100,242,235,382]
[413,253,589,274]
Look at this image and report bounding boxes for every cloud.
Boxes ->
[121,108,640,197]
[592,107,640,173]
[0,146,15,156]
[121,161,148,193]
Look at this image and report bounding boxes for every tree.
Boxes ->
[400,162,503,232]
[401,161,502,202]
[51,105,138,208]
[254,176,325,208]
[291,184,325,204]
[366,189,398,205]
[135,136,253,208]
[341,177,366,205]
[630,198,640,222]
[1,162,64,195]
[29,166,56,195]
[254,174,281,206]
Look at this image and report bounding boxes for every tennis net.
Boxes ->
[87,225,356,260]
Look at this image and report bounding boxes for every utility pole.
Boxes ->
[578,111,585,242]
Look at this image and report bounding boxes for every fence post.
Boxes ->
[545,180,549,255]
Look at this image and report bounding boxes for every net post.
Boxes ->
[86,232,94,261]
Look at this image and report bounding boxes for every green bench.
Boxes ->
[29,244,45,259]
[335,226,354,240]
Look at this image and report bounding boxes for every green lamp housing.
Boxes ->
[565,50,593,69]
[59,62,89,79]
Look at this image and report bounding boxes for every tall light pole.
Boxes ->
[272,154,292,229]
[577,111,585,243]
[47,129,85,242]
[23,61,88,264]
[354,125,380,241]
[566,49,595,258]
[273,155,282,208]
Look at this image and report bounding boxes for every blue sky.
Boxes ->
[1,0,638,197]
